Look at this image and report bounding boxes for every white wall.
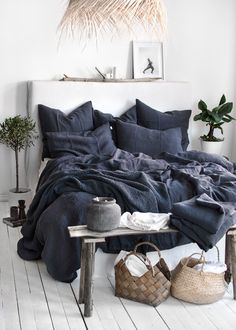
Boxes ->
[0,0,235,197]
[165,0,236,155]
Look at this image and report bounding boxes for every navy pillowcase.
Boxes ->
[93,109,116,127]
[93,106,137,144]
[136,99,192,151]
[93,106,137,127]
[116,120,183,157]
[93,109,117,142]
[119,105,137,123]
[45,123,117,159]
[38,101,94,159]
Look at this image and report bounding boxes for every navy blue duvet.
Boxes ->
[17,149,236,282]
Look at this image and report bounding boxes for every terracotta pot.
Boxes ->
[86,197,121,232]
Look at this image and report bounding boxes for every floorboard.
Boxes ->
[17,228,54,330]
[0,203,21,330]
[0,202,236,330]
[8,226,37,330]
[108,276,169,330]
[37,261,85,330]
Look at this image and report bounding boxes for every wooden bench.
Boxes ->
[68,225,236,317]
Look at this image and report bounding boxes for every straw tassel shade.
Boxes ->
[59,0,167,40]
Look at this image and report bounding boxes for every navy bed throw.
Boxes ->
[171,194,236,250]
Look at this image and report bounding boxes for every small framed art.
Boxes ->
[132,41,164,79]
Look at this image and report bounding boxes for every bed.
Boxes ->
[17,80,236,282]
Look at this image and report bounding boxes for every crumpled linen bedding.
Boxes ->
[17,149,236,282]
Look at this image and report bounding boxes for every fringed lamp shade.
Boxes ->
[59,0,167,40]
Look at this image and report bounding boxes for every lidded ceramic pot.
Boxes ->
[86,197,121,232]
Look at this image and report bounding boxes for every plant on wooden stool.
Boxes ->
[0,115,37,193]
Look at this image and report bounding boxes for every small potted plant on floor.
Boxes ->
[193,94,234,154]
[0,115,37,216]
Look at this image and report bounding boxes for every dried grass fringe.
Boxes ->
[59,0,167,41]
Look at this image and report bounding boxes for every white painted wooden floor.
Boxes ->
[0,202,236,330]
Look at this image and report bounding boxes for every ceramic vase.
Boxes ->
[86,197,121,232]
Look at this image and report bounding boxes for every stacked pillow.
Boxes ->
[38,99,191,160]
[38,102,116,160]
[38,102,94,159]
[116,120,183,157]
[93,99,191,157]
[118,99,191,151]
[45,123,116,159]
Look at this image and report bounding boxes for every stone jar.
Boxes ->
[86,197,121,232]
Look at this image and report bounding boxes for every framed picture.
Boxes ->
[132,41,164,79]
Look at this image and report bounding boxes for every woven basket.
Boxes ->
[115,241,171,306]
[171,251,227,304]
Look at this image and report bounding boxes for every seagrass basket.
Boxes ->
[171,251,227,304]
[115,241,171,306]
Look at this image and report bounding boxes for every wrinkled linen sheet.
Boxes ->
[17,149,236,282]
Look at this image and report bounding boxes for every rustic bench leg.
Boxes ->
[79,239,86,304]
[230,234,236,300]
[225,233,232,284]
[84,242,96,317]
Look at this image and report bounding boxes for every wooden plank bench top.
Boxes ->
[68,225,236,317]
[68,225,178,239]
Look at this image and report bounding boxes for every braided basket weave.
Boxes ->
[115,241,171,306]
[171,252,227,304]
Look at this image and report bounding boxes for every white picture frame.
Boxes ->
[132,41,164,79]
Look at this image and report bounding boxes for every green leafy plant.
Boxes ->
[193,94,234,142]
[0,115,37,193]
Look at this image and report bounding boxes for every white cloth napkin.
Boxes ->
[120,211,170,231]
[193,261,227,274]
[114,250,148,277]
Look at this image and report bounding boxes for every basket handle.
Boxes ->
[134,241,162,260]
[122,251,155,277]
[183,252,206,271]
[214,245,220,262]
[199,245,220,262]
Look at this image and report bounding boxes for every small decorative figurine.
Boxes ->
[10,206,19,220]
[3,201,26,227]
[18,200,26,220]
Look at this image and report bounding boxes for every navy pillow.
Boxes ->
[119,105,137,123]
[136,99,191,150]
[45,123,116,159]
[38,101,94,159]
[93,109,116,127]
[116,120,183,157]
[93,109,117,142]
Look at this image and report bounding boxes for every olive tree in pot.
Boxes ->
[0,115,37,211]
[193,95,234,155]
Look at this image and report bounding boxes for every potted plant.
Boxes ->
[193,94,234,154]
[0,115,37,212]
